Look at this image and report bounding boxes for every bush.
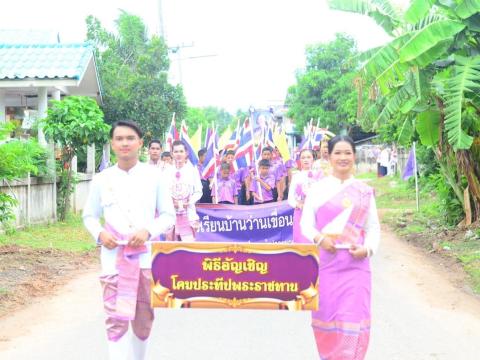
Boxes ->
[0,123,47,229]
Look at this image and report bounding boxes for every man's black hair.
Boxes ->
[198,148,207,157]
[258,159,271,168]
[110,120,143,138]
[149,139,162,149]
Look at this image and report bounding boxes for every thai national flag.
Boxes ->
[165,113,179,152]
[204,127,213,149]
[298,134,313,151]
[255,141,262,160]
[265,125,276,149]
[180,120,199,165]
[224,119,240,152]
[234,118,254,171]
[313,129,323,148]
[201,128,218,179]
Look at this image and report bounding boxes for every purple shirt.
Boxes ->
[249,173,275,203]
[272,159,287,180]
[212,176,237,203]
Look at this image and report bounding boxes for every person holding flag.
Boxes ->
[249,159,276,204]
[211,162,238,204]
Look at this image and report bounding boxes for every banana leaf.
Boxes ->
[399,19,465,62]
[455,0,480,19]
[443,55,480,149]
[416,110,440,146]
[404,0,436,25]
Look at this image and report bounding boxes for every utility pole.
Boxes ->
[157,0,165,39]
[169,43,194,85]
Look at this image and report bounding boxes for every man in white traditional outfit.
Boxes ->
[165,139,202,242]
[147,139,163,167]
[83,120,175,360]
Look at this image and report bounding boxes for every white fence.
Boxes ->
[0,173,93,229]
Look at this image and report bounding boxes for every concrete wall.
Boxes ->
[0,173,93,229]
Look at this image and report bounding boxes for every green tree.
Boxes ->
[184,106,234,135]
[86,11,187,141]
[328,0,480,223]
[0,123,47,230]
[42,96,110,221]
[285,33,360,134]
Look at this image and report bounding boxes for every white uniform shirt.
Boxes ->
[301,176,380,255]
[287,170,317,208]
[165,161,202,221]
[83,162,176,275]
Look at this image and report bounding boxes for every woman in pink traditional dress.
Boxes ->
[301,135,380,360]
[287,149,323,243]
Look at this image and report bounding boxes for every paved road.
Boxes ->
[1,229,479,360]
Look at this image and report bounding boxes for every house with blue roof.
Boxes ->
[0,33,103,226]
[0,40,101,144]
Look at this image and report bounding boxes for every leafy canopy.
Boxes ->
[86,11,187,140]
[286,33,360,134]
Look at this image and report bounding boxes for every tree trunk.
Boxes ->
[456,150,480,222]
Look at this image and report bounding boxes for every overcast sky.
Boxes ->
[0,0,408,112]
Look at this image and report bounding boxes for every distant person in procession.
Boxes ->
[301,135,380,360]
[288,149,322,243]
[147,139,163,167]
[82,120,175,360]
[249,159,276,204]
[197,148,212,203]
[165,140,202,242]
[211,162,238,204]
[160,151,173,171]
[259,147,282,201]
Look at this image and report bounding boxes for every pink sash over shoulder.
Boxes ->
[292,170,323,243]
[104,224,148,321]
[312,180,373,360]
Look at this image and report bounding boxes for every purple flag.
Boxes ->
[98,147,110,172]
[402,147,415,180]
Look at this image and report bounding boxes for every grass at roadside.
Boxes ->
[363,172,480,294]
[0,215,95,253]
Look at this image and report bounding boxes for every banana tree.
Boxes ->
[328,0,480,223]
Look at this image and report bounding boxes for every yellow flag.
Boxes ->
[191,124,202,153]
[274,129,291,161]
[218,127,233,151]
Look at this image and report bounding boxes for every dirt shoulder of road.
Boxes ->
[0,245,98,318]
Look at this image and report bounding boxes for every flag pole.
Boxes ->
[249,112,264,202]
[212,122,220,203]
[413,141,419,211]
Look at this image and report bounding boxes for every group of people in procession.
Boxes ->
[83,119,381,360]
